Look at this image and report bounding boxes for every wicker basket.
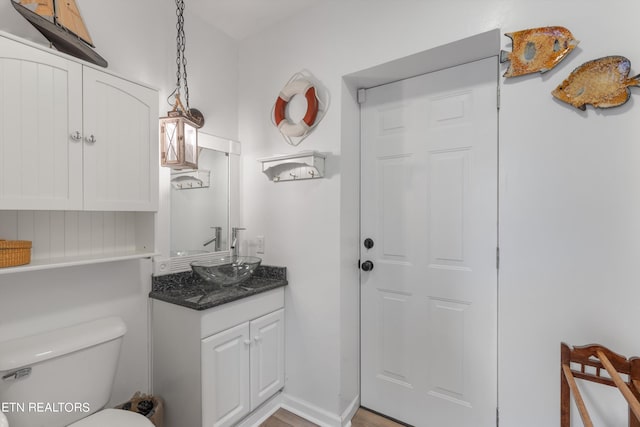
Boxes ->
[115,392,164,427]
[0,240,32,268]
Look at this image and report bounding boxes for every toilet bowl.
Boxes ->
[0,317,153,427]
[0,409,152,427]
[68,408,152,426]
[0,409,151,427]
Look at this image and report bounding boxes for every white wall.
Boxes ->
[238,1,640,425]
[0,0,239,407]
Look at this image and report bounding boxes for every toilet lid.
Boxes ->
[69,408,154,427]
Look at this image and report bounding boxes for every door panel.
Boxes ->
[82,67,158,211]
[0,36,82,210]
[250,309,285,410]
[361,57,498,427]
[201,323,250,427]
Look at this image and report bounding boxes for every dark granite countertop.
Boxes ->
[150,265,287,311]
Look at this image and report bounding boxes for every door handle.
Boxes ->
[361,260,374,272]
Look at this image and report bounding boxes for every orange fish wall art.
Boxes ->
[501,26,579,77]
[552,56,640,110]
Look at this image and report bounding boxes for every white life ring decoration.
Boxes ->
[272,72,326,146]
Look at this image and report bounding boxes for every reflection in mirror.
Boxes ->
[170,148,229,256]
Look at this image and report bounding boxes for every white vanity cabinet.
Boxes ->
[152,288,285,427]
[0,32,158,212]
[202,309,284,427]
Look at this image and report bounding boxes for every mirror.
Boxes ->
[170,147,229,256]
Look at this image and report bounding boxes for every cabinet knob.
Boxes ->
[85,134,97,144]
[254,336,262,342]
[70,131,82,141]
[243,339,252,346]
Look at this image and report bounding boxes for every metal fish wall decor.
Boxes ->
[501,26,579,77]
[552,56,640,111]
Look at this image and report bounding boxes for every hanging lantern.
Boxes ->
[160,0,204,170]
[160,108,199,169]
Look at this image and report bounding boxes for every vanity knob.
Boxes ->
[254,336,262,342]
[244,339,252,346]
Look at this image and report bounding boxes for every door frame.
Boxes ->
[338,29,502,424]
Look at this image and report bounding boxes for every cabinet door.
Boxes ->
[0,36,83,210]
[202,322,251,427]
[82,67,158,211]
[250,309,285,410]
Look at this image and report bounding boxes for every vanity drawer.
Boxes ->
[200,287,284,338]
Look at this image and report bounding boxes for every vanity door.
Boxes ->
[250,309,285,410]
[202,322,251,427]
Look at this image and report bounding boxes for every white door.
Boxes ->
[202,323,250,427]
[250,309,285,410]
[360,57,498,427]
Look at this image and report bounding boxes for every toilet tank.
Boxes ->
[0,317,127,427]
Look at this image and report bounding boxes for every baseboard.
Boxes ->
[237,392,358,427]
[280,393,343,427]
[340,394,360,427]
[237,392,284,427]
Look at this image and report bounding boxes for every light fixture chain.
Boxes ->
[175,0,190,111]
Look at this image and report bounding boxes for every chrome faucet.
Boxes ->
[203,236,217,246]
[231,227,245,258]
[203,226,222,251]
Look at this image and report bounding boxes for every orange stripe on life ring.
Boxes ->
[303,87,318,126]
[274,96,287,126]
[273,82,319,133]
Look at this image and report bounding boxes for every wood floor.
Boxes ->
[260,408,405,427]
[350,408,406,427]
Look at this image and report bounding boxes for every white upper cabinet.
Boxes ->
[0,33,158,211]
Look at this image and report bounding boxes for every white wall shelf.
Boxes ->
[257,151,325,182]
[0,250,157,275]
[0,210,156,275]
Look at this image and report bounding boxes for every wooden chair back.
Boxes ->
[561,343,640,427]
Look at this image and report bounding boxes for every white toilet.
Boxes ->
[0,317,153,427]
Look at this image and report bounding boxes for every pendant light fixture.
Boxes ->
[160,0,204,170]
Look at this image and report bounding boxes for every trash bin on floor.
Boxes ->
[115,392,164,427]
